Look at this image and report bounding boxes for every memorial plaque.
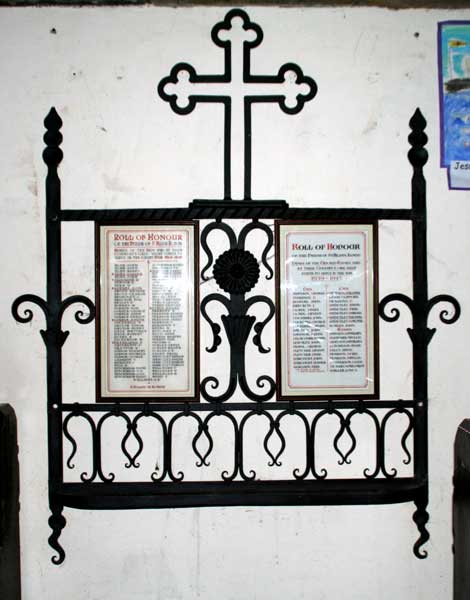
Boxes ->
[276,221,378,400]
[96,222,198,401]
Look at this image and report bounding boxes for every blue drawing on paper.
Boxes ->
[439,22,470,190]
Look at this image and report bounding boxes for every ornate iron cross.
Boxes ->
[158,9,317,201]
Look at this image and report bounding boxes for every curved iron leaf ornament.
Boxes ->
[12,293,95,348]
[59,295,96,325]
[379,292,461,344]
[426,294,461,326]
[11,294,49,324]
[378,293,415,323]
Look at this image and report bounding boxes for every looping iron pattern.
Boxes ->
[200,219,276,402]
[61,402,414,484]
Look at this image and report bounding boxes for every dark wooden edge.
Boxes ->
[454,419,470,495]
[453,419,470,599]
[275,219,380,402]
[0,404,21,600]
[95,220,200,403]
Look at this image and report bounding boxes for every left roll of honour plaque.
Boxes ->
[96,222,199,401]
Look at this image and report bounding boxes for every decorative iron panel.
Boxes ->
[11,9,461,564]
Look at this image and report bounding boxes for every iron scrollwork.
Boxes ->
[11,108,96,351]
[379,292,460,345]
[12,104,462,564]
[200,219,276,403]
[60,402,415,485]
[9,11,463,566]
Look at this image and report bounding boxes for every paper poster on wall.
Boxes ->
[96,222,199,401]
[438,21,470,190]
[276,222,379,400]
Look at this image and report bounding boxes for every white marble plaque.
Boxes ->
[98,223,197,399]
[277,222,378,399]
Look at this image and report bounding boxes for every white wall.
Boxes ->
[1,5,470,599]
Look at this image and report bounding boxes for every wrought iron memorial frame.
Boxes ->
[11,9,461,564]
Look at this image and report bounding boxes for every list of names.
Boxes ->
[100,226,194,398]
[281,225,375,397]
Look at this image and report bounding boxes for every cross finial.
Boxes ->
[212,8,263,58]
[158,9,317,201]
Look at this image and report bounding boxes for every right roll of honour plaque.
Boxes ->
[276,221,379,400]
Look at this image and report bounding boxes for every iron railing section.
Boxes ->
[59,400,415,484]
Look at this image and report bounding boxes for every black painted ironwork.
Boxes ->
[200,219,275,403]
[11,9,461,565]
[158,8,316,201]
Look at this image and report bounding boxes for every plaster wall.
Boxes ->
[1,5,470,599]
